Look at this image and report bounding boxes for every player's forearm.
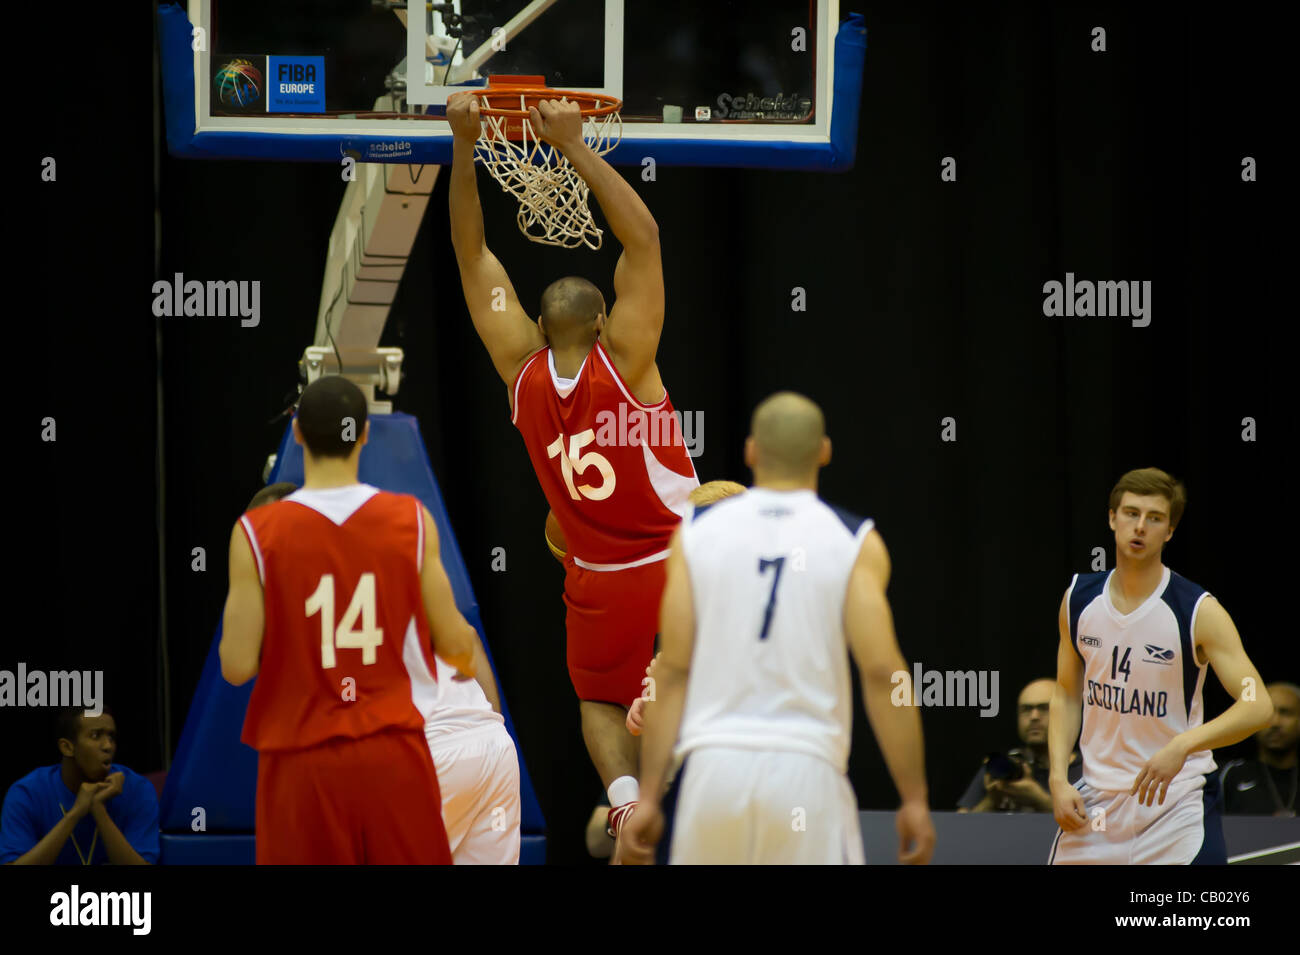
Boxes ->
[1048,686,1082,782]
[861,666,929,805]
[1174,693,1273,756]
[90,804,147,865]
[638,666,688,806]
[442,633,477,680]
[9,813,80,865]
[470,632,501,713]
[559,142,658,250]
[449,139,487,258]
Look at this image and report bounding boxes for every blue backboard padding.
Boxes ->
[160,412,545,842]
[159,832,546,865]
[159,4,867,170]
[160,833,255,865]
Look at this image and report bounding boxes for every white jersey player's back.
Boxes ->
[675,487,875,773]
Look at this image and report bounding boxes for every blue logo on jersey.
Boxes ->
[1080,635,1101,648]
[1143,644,1175,665]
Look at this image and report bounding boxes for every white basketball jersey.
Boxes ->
[1067,566,1217,791]
[675,487,875,774]
[425,655,505,744]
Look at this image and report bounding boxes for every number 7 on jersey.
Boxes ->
[757,557,786,641]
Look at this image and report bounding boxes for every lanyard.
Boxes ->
[57,802,99,865]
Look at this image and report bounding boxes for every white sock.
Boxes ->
[607,775,639,808]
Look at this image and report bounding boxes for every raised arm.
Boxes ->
[529,100,664,397]
[446,93,546,390]
[843,529,934,864]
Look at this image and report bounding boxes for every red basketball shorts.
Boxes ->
[256,727,452,864]
[563,557,666,707]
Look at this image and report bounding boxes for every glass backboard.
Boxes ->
[161,1,866,168]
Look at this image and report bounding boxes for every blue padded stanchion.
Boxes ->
[160,412,546,862]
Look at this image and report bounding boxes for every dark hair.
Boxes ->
[296,376,368,459]
[54,705,113,748]
[1108,467,1187,529]
[540,276,604,346]
[247,482,298,510]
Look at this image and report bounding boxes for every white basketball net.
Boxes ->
[473,93,623,250]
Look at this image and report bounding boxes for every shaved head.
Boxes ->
[749,392,826,480]
[540,276,605,348]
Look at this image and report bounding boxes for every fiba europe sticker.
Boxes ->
[268,56,326,113]
[213,57,264,111]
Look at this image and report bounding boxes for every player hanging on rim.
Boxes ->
[1048,467,1274,864]
[447,92,699,853]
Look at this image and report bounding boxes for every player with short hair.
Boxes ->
[1048,467,1274,864]
[447,92,699,843]
[249,478,523,862]
[221,376,485,864]
[622,393,934,864]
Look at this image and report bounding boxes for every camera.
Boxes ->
[984,749,1031,782]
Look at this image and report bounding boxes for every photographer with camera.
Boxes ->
[957,678,1081,813]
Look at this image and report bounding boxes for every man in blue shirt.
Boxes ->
[1,707,159,865]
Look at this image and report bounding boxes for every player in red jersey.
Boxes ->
[220,376,489,864]
[448,93,699,847]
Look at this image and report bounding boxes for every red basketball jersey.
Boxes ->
[238,485,441,751]
[512,341,699,567]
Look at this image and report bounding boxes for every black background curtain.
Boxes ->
[8,5,1288,867]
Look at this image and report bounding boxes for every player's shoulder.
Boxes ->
[1068,571,1108,600]
[821,499,873,538]
[1158,568,1214,630]
[513,345,551,388]
[686,492,747,525]
[1162,568,1209,602]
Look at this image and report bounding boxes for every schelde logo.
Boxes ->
[215,58,263,108]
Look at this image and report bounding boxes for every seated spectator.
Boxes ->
[1221,681,1298,816]
[1,707,159,864]
[957,678,1081,813]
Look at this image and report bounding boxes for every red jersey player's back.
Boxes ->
[512,340,699,567]
[238,484,440,751]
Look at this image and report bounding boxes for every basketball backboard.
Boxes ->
[161,0,867,169]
